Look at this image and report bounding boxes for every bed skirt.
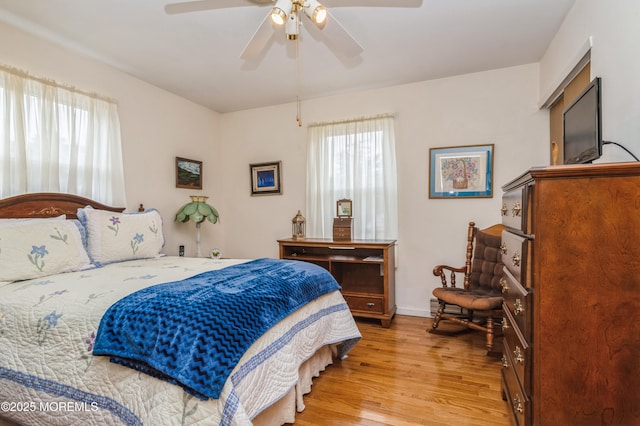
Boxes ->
[253,344,334,425]
[0,344,336,426]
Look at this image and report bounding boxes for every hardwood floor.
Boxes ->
[292,315,515,426]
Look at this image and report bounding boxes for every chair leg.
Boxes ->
[485,316,494,352]
[430,301,446,332]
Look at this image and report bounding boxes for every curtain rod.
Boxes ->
[308,113,394,128]
[0,63,118,105]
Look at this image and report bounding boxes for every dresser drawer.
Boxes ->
[343,294,384,314]
[333,229,352,241]
[501,187,526,232]
[501,230,530,285]
[501,269,532,342]
[503,307,531,394]
[502,337,530,426]
[333,218,352,240]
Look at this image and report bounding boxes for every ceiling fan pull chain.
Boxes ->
[296,28,303,127]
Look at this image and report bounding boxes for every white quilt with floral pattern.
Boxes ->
[0,256,361,425]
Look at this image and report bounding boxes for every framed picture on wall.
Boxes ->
[250,161,282,196]
[429,144,494,198]
[176,157,203,189]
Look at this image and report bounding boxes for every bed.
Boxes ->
[0,193,361,426]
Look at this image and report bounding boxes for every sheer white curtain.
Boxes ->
[306,114,398,240]
[0,66,126,206]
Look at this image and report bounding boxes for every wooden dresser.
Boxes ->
[500,163,640,426]
[278,238,396,327]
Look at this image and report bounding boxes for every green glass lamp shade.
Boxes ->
[175,196,219,258]
[175,196,219,224]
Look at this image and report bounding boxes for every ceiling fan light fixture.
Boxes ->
[304,0,326,25]
[286,10,299,40]
[271,0,292,26]
[271,8,286,25]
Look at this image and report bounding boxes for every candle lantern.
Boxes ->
[292,210,306,240]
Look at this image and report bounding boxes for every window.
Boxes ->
[306,114,398,240]
[0,66,126,206]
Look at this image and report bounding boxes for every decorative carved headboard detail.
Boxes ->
[0,193,125,219]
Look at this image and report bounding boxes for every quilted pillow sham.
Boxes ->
[77,206,164,266]
[0,219,92,282]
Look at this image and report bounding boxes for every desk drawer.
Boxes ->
[343,294,384,314]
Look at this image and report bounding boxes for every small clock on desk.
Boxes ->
[333,199,353,241]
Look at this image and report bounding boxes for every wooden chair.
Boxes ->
[429,222,505,353]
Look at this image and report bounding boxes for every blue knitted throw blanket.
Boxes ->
[93,258,341,400]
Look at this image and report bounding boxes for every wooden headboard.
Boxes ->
[0,192,125,219]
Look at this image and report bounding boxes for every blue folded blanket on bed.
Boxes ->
[93,258,341,400]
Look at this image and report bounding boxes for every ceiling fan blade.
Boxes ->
[322,0,422,7]
[165,0,271,15]
[318,10,363,57]
[240,14,276,59]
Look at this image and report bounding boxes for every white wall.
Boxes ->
[1,19,549,317]
[219,64,549,317]
[0,21,223,258]
[6,0,638,317]
[219,0,640,317]
[540,0,640,163]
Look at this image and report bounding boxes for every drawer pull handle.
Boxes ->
[501,355,509,368]
[514,299,524,315]
[513,394,524,414]
[367,303,375,308]
[501,203,508,216]
[500,277,508,293]
[502,317,509,331]
[512,251,521,267]
[512,201,522,217]
[514,346,524,364]
[500,242,508,255]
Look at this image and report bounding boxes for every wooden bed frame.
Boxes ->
[0,192,124,219]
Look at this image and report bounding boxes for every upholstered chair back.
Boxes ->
[468,226,504,295]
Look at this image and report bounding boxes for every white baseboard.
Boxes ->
[396,306,431,318]
[395,299,467,319]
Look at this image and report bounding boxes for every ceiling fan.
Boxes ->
[164,0,422,59]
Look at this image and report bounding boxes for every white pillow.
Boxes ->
[77,206,165,266]
[0,219,92,282]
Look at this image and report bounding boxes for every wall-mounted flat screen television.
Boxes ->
[562,77,602,164]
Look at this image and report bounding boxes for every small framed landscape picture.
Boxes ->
[176,157,203,189]
[250,161,282,196]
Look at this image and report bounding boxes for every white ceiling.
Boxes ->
[0,0,575,113]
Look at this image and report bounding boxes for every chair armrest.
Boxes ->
[433,264,465,288]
